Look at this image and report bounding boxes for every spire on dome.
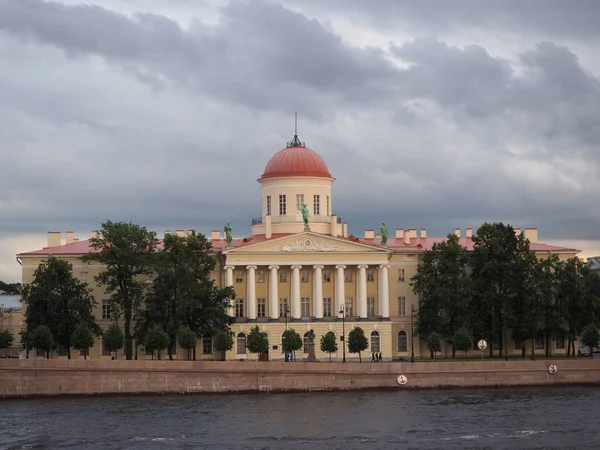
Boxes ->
[287,111,304,147]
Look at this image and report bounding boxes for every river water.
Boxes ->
[1,386,598,449]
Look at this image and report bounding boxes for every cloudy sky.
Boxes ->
[1,0,600,282]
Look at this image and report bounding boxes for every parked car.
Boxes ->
[578,347,600,357]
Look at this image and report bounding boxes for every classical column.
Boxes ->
[246,265,257,320]
[291,265,302,319]
[313,265,324,319]
[357,264,368,319]
[269,265,279,320]
[335,265,346,314]
[224,265,235,317]
[379,264,390,318]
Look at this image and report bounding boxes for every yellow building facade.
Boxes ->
[17,132,579,361]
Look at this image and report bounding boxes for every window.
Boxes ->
[367,269,374,282]
[323,269,331,283]
[398,297,406,316]
[257,270,265,283]
[303,332,311,353]
[370,331,380,353]
[556,335,565,350]
[236,333,247,354]
[235,271,243,283]
[81,271,88,282]
[235,299,244,318]
[345,271,353,282]
[203,338,213,354]
[301,297,310,317]
[266,196,271,215]
[398,331,408,352]
[279,271,287,283]
[279,298,289,317]
[323,298,332,317]
[514,340,522,350]
[296,194,304,211]
[257,298,266,317]
[398,269,405,282]
[102,300,111,320]
[279,194,287,215]
[345,299,353,317]
[535,336,544,349]
[367,297,376,317]
[301,269,309,283]
[313,194,320,215]
[326,195,330,216]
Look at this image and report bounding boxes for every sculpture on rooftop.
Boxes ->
[380,222,388,245]
[301,203,310,229]
[224,222,233,247]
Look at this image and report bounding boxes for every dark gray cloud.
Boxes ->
[0,0,599,281]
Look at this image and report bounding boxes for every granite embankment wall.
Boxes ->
[1,358,599,398]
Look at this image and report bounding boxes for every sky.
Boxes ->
[1,0,600,282]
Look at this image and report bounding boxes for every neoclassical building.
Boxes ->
[17,131,579,360]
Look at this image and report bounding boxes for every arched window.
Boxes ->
[370,331,380,353]
[398,331,408,352]
[236,333,247,354]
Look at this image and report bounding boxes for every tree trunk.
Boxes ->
[329,353,331,362]
[193,347,196,361]
[451,345,456,359]
[125,314,133,360]
[545,334,550,357]
[67,346,71,360]
[168,335,175,361]
[84,349,87,360]
[359,352,362,363]
[530,339,535,360]
[489,344,493,358]
[430,350,434,359]
[521,344,525,359]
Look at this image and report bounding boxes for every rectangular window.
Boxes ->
[81,271,88,282]
[279,194,287,215]
[345,271,353,282]
[367,269,375,282]
[257,270,265,283]
[235,271,243,283]
[398,269,405,282]
[235,299,244,318]
[202,338,212,354]
[313,194,320,215]
[296,194,304,211]
[102,300,111,320]
[279,271,287,283]
[301,297,310,317]
[556,336,565,350]
[323,298,332,317]
[514,340,522,350]
[323,269,331,283]
[535,337,544,349]
[266,196,271,215]
[367,297,376,316]
[345,299,353,317]
[279,298,289,317]
[327,195,330,216]
[301,269,309,283]
[257,298,266,317]
[398,297,406,316]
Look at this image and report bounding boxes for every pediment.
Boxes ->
[224,232,389,254]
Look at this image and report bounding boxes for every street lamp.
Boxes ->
[339,303,346,364]
[410,304,416,363]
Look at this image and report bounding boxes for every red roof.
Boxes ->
[259,145,332,180]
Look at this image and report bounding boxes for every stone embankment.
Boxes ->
[1,358,599,398]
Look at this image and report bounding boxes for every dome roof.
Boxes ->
[260,137,332,180]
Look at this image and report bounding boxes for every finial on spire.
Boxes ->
[289,111,302,147]
[295,111,298,135]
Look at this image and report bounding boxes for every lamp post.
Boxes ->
[339,303,346,364]
[410,304,416,363]
[284,305,289,362]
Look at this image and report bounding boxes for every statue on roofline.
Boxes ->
[380,222,388,245]
[301,203,310,229]
[224,222,233,247]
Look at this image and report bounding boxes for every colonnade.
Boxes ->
[224,264,390,320]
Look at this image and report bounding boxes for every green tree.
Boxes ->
[30,325,55,358]
[320,331,338,362]
[0,280,21,294]
[453,327,473,359]
[103,322,125,359]
[426,332,442,359]
[137,231,234,360]
[282,329,302,358]
[177,326,197,361]
[581,324,600,357]
[213,330,234,361]
[246,326,269,356]
[71,322,95,359]
[145,324,170,360]
[348,326,369,362]
[22,257,100,359]
[0,329,14,357]
[83,220,159,360]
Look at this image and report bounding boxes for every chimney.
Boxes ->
[396,228,404,239]
[514,227,522,236]
[47,231,61,248]
[466,228,473,238]
[266,214,272,239]
[187,229,195,237]
[408,229,417,239]
[364,229,374,240]
[211,230,221,241]
[403,230,411,245]
[524,228,538,243]
[330,214,337,237]
[343,223,348,238]
[65,231,74,245]
[91,230,99,239]
[420,228,427,239]
[454,228,461,238]
[175,230,184,237]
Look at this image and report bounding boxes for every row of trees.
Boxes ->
[412,222,600,359]
[0,280,21,294]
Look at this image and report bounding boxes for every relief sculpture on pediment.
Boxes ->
[280,237,337,252]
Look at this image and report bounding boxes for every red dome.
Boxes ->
[260,144,332,180]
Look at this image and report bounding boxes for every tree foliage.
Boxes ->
[144,324,170,360]
[281,329,302,355]
[581,324,600,357]
[30,325,55,358]
[0,280,21,295]
[426,332,442,359]
[22,257,100,359]
[103,322,125,358]
[0,329,14,356]
[177,326,197,360]
[246,326,269,354]
[348,326,368,362]
[213,331,234,360]
[320,331,338,362]
[71,322,95,359]
[453,327,473,359]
